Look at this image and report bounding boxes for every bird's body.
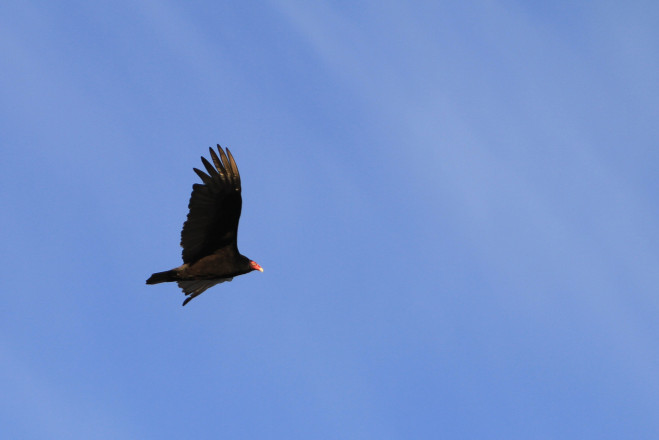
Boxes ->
[146,145,262,306]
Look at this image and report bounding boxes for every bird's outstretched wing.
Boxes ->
[180,145,242,263]
[178,278,234,306]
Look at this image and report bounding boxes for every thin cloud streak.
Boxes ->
[271,0,659,406]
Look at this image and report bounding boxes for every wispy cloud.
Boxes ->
[270,0,659,402]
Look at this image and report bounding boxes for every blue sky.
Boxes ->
[1,1,658,438]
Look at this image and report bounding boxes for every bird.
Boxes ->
[146,145,263,306]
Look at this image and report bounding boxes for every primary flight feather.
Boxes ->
[146,145,262,306]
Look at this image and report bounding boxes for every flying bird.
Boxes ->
[146,145,263,306]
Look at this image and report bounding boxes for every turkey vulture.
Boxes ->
[146,145,262,306]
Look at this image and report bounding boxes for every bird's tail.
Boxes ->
[146,269,178,284]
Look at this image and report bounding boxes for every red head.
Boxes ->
[250,261,264,272]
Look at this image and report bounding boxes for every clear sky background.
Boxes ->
[2,1,658,438]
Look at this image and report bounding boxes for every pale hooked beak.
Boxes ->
[251,261,264,272]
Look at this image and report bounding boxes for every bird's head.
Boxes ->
[249,261,264,272]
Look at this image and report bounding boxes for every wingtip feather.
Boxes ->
[226,149,241,187]
[209,146,226,174]
[193,167,212,184]
[200,156,219,178]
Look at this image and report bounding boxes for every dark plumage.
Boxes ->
[146,145,262,306]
